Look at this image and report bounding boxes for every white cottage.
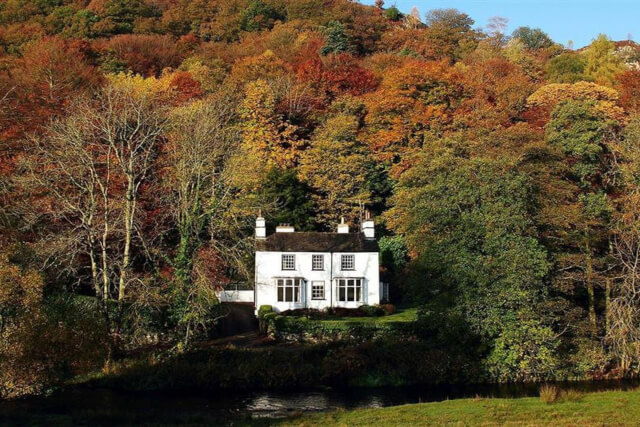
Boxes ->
[254,216,380,313]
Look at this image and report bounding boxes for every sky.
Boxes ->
[360,0,639,48]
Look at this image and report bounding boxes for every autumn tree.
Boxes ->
[616,69,640,113]
[299,106,372,227]
[583,34,625,87]
[237,79,300,179]
[423,8,478,62]
[607,117,640,373]
[24,73,168,352]
[362,59,465,177]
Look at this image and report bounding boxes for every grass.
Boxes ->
[277,389,640,426]
[316,306,418,325]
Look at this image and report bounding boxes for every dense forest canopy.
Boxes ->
[2,0,640,397]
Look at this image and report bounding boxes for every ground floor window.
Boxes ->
[311,281,325,300]
[336,278,362,302]
[277,278,302,302]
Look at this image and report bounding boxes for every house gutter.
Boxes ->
[329,251,333,308]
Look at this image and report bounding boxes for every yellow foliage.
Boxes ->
[583,34,626,87]
[239,79,301,170]
[528,82,625,121]
[106,72,167,98]
[0,252,43,317]
[299,113,372,226]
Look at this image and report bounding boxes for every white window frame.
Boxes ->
[312,254,324,271]
[277,278,302,302]
[311,281,325,300]
[341,254,355,271]
[281,254,295,270]
[336,278,363,302]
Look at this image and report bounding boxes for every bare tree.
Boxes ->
[164,91,240,281]
[22,78,167,353]
[607,117,640,374]
[607,219,640,374]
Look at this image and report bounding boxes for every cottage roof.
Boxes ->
[256,232,378,253]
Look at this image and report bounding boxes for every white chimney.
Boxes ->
[276,224,295,233]
[337,217,349,234]
[362,211,375,240]
[256,215,266,239]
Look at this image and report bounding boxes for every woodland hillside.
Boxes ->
[2,0,640,397]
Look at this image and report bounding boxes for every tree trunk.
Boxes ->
[118,175,134,301]
[605,277,611,334]
[585,235,597,338]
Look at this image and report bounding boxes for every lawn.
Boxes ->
[278,389,640,426]
[315,306,418,325]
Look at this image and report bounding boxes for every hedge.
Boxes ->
[257,306,414,343]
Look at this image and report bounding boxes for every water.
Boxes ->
[1,380,638,426]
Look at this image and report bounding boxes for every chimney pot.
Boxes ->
[276,224,295,233]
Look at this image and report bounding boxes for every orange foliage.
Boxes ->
[616,69,640,113]
[457,57,537,129]
[362,59,464,176]
[99,34,186,77]
[168,71,204,103]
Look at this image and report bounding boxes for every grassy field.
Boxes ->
[279,389,640,426]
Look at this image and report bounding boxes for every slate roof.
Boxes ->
[256,232,379,253]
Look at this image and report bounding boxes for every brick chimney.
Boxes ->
[256,212,266,240]
[362,210,374,240]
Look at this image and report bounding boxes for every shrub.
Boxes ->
[280,308,328,319]
[258,305,273,319]
[539,384,559,404]
[327,307,368,317]
[381,304,396,315]
[485,319,559,383]
[359,305,384,317]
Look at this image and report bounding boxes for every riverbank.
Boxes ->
[279,389,640,426]
[1,384,639,425]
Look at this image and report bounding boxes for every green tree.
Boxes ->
[100,0,158,34]
[545,100,618,337]
[545,52,588,83]
[240,0,284,32]
[384,6,402,21]
[260,168,316,232]
[511,26,554,50]
[321,21,351,56]
[388,139,550,339]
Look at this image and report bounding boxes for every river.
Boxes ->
[1,380,638,425]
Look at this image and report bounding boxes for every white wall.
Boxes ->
[255,251,379,313]
[215,290,255,303]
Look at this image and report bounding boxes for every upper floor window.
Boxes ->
[282,254,295,270]
[312,254,324,271]
[341,254,355,271]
